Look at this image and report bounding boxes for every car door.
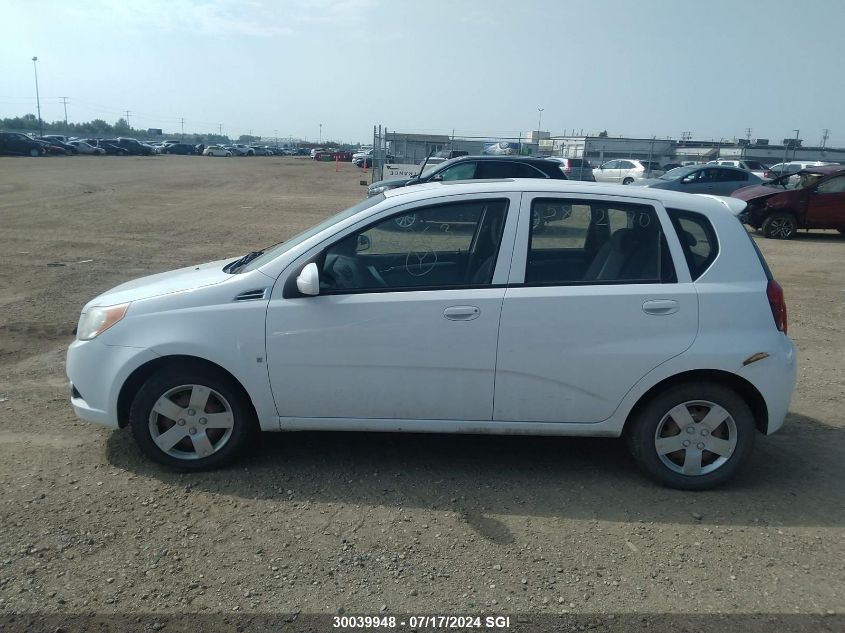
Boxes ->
[494,194,698,424]
[807,175,845,228]
[265,192,519,422]
[679,168,716,194]
[712,168,750,195]
[595,160,618,183]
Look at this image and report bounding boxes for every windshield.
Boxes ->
[660,166,698,180]
[239,194,385,272]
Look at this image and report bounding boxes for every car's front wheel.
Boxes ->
[625,383,755,490]
[762,213,797,239]
[622,177,634,185]
[128,363,257,470]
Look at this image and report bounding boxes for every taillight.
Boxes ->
[766,279,787,334]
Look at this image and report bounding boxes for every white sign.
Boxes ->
[383,163,421,178]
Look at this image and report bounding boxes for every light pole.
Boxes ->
[32,56,43,136]
[319,123,322,145]
[537,107,544,134]
[792,129,800,161]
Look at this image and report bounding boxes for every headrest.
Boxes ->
[681,230,697,247]
[610,228,637,251]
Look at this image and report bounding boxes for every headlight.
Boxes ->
[77,303,130,340]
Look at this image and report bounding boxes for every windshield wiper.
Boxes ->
[223,250,264,273]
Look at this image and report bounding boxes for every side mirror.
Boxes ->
[680,177,691,184]
[356,234,371,252]
[296,262,320,296]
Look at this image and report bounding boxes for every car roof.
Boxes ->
[798,165,845,176]
[448,155,560,163]
[382,178,746,216]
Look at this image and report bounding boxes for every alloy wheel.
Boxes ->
[148,384,235,460]
[653,400,737,476]
[768,217,795,239]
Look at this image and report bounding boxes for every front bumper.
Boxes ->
[67,338,159,429]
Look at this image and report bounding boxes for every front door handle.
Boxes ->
[443,305,480,321]
[643,299,679,315]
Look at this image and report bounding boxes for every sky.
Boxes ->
[1,0,843,146]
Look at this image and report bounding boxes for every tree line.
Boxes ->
[0,113,267,145]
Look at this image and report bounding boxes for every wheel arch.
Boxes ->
[623,369,769,435]
[117,354,258,428]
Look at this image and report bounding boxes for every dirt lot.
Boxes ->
[0,156,843,630]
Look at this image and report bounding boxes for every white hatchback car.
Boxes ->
[67,180,796,489]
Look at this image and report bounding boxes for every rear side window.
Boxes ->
[667,209,719,280]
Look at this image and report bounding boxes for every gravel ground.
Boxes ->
[0,156,843,631]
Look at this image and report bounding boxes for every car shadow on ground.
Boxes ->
[106,412,844,530]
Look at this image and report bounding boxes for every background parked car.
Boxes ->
[546,157,595,181]
[68,140,105,155]
[594,159,664,184]
[0,131,45,156]
[161,143,196,155]
[249,146,273,156]
[368,156,570,232]
[36,138,71,156]
[733,165,845,238]
[82,139,128,155]
[763,161,836,185]
[632,165,763,196]
[114,137,156,156]
[707,159,770,179]
[203,145,232,157]
[230,144,255,156]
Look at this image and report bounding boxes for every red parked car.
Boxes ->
[312,149,353,161]
[732,165,845,239]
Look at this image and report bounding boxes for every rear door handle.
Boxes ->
[443,305,480,321]
[643,299,679,315]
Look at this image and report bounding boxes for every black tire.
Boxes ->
[128,362,257,471]
[118,150,128,157]
[29,148,40,157]
[762,213,797,239]
[624,383,756,490]
[622,177,634,185]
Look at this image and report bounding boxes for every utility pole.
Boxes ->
[537,107,544,133]
[218,123,223,137]
[180,117,185,139]
[124,110,132,132]
[31,56,43,137]
[821,128,830,149]
[745,127,752,142]
[60,97,69,128]
[792,129,800,161]
[319,123,322,145]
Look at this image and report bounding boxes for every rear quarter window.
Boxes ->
[666,209,719,280]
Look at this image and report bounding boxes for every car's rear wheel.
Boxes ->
[29,148,40,157]
[762,213,797,239]
[625,383,755,490]
[129,363,257,470]
[622,177,634,185]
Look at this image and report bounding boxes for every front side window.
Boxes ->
[816,175,845,193]
[716,169,748,182]
[320,199,509,293]
[525,199,675,285]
